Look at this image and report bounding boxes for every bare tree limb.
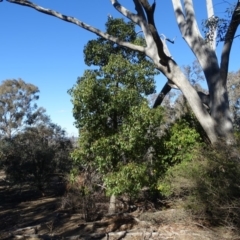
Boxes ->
[6,0,145,53]
[111,0,152,47]
[160,34,172,57]
[197,91,210,108]
[183,0,202,37]
[107,0,172,71]
[172,0,204,53]
[139,0,170,66]
[172,0,220,108]
[171,0,187,38]
[220,0,240,84]
[133,0,147,22]
[111,0,156,56]
[166,36,177,44]
[152,82,209,109]
[206,0,217,50]
[110,0,143,26]
[152,83,172,108]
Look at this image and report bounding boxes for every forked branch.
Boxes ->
[152,83,172,108]
[139,0,170,65]
[220,0,240,84]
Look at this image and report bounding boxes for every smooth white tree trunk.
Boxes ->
[5,0,240,143]
[108,194,116,214]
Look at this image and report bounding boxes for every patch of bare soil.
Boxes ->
[0,171,239,240]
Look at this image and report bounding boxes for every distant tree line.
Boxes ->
[0,79,73,195]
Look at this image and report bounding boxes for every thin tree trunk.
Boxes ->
[152,82,171,108]
[108,194,116,214]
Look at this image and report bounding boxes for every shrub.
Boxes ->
[160,141,240,227]
[0,124,73,194]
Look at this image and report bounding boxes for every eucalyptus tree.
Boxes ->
[0,79,47,139]
[4,0,240,143]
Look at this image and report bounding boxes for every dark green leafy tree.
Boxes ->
[0,122,73,194]
[0,79,47,139]
[6,0,240,144]
[69,18,163,199]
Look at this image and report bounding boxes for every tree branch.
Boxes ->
[172,0,203,52]
[110,0,144,25]
[139,0,170,65]
[183,0,202,37]
[220,0,240,84]
[152,82,210,109]
[133,0,147,22]
[152,82,172,108]
[171,0,187,37]
[197,91,210,108]
[110,0,153,51]
[160,34,172,57]
[110,0,172,70]
[6,0,145,53]
[112,0,168,68]
[206,0,217,50]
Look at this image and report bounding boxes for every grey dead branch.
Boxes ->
[4,0,240,143]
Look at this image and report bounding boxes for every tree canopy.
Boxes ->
[0,79,73,194]
[4,0,240,144]
[0,79,48,139]
[69,18,165,197]
[0,121,73,193]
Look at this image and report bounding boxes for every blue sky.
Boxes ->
[0,0,239,136]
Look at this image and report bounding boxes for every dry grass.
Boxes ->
[1,170,240,239]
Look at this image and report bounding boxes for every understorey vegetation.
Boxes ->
[1,0,240,237]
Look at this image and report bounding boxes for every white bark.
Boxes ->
[206,0,214,18]
[111,0,159,60]
[108,194,116,214]
[155,59,218,143]
[206,0,217,50]
[7,0,145,54]
[172,0,202,46]
[5,0,240,143]
[171,0,237,142]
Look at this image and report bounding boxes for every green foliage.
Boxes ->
[156,113,204,195]
[70,18,211,198]
[83,18,146,67]
[0,123,73,192]
[0,79,73,193]
[69,18,162,197]
[70,99,165,197]
[160,140,240,227]
[160,113,203,166]
[202,5,236,44]
[0,79,48,139]
[104,162,148,197]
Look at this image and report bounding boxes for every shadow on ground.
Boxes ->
[0,171,239,240]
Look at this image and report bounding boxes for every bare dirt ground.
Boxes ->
[0,171,239,240]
